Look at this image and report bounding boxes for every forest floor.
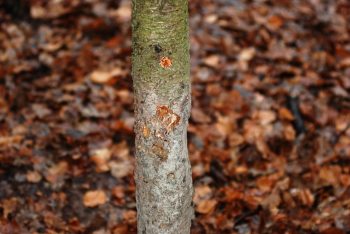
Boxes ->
[0,0,350,233]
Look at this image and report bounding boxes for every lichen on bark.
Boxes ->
[132,0,193,233]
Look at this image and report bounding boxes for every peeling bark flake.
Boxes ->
[156,105,180,132]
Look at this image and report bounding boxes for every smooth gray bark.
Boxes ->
[132,0,193,233]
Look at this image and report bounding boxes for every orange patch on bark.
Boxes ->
[159,56,172,68]
[156,106,180,132]
[142,126,150,138]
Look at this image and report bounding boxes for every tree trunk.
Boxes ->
[132,0,193,233]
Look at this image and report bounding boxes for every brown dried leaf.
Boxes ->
[284,124,296,141]
[228,133,245,147]
[278,107,294,121]
[191,108,211,124]
[238,47,256,61]
[254,110,276,125]
[203,55,220,67]
[123,210,136,222]
[194,185,212,204]
[299,188,315,207]
[109,160,133,178]
[261,191,281,214]
[319,166,342,185]
[114,1,131,22]
[112,186,125,199]
[267,15,284,29]
[90,148,112,172]
[112,224,128,234]
[83,190,107,207]
[90,68,123,84]
[1,198,17,218]
[256,176,275,192]
[26,171,42,183]
[196,199,217,214]
[46,161,68,184]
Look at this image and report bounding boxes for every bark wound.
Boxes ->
[151,141,168,161]
[156,105,180,133]
[159,57,172,68]
[149,106,180,161]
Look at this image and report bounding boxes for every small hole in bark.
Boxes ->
[154,44,162,53]
[167,173,175,180]
[180,82,185,89]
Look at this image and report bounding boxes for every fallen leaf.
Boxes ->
[204,14,217,24]
[298,188,315,207]
[0,219,21,234]
[32,103,52,118]
[112,186,125,199]
[112,224,128,234]
[93,229,109,234]
[254,110,277,125]
[203,55,220,67]
[284,124,296,141]
[191,108,211,123]
[83,190,107,207]
[1,198,17,218]
[90,68,123,84]
[278,107,294,121]
[90,148,112,172]
[26,171,42,183]
[194,185,213,204]
[319,166,342,185]
[335,114,350,131]
[256,176,275,192]
[228,133,245,147]
[109,160,133,178]
[321,227,346,234]
[238,47,256,61]
[261,191,281,214]
[114,1,131,22]
[196,199,217,214]
[46,161,68,184]
[267,15,284,29]
[123,210,136,222]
